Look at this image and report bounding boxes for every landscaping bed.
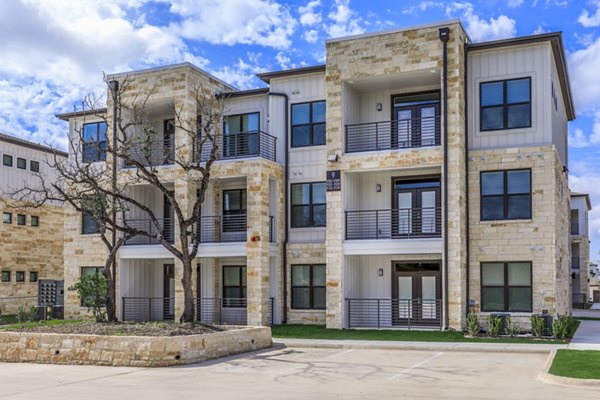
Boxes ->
[2,321,223,336]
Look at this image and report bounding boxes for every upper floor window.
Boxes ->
[2,212,11,224]
[291,182,326,228]
[481,169,531,221]
[81,212,99,234]
[31,216,39,227]
[480,78,531,131]
[1,271,10,283]
[30,160,40,172]
[291,101,326,147]
[82,122,107,163]
[3,154,13,167]
[17,214,26,225]
[17,158,26,170]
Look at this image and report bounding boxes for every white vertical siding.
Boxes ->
[571,196,589,236]
[550,53,569,165]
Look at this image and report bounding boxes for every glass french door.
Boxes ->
[392,92,440,148]
[393,179,440,237]
[223,113,259,158]
[392,263,441,326]
[163,264,175,320]
[222,189,247,234]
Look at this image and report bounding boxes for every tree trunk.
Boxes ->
[180,256,195,322]
[103,258,118,322]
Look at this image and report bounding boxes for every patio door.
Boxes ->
[392,178,440,237]
[393,92,440,148]
[163,192,174,243]
[392,262,441,327]
[223,112,259,158]
[163,264,175,320]
[223,189,247,239]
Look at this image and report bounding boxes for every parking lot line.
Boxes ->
[388,351,444,380]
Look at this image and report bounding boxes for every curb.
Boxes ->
[538,350,600,388]
[274,339,563,354]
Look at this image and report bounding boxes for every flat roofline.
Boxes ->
[257,65,326,83]
[325,19,465,44]
[55,108,107,121]
[221,87,269,98]
[571,192,592,210]
[106,62,237,91]
[469,32,575,121]
[0,132,68,158]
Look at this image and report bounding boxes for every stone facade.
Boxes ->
[0,327,271,367]
[0,200,64,313]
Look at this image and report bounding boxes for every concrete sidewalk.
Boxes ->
[569,320,600,350]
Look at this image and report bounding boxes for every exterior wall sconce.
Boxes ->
[376,102,382,111]
[377,268,384,277]
[376,184,381,192]
[327,154,339,162]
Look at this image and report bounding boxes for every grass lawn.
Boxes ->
[0,319,83,330]
[271,324,566,344]
[549,350,600,379]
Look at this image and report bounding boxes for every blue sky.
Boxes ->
[1,0,599,259]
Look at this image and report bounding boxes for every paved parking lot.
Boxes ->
[0,346,597,399]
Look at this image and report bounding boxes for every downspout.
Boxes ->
[108,80,119,319]
[439,27,450,330]
[464,41,471,320]
[268,91,289,324]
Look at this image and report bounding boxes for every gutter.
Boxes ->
[464,41,471,320]
[268,91,289,324]
[439,27,450,330]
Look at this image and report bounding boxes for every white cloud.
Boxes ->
[579,1,600,27]
[569,36,600,113]
[325,0,365,38]
[402,1,443,15]
[533,25,547,34]
[303,29,320,43]
[508,0,524,7]
[169,0,298,50]
[446,3,516,42]
[299,0,322,26]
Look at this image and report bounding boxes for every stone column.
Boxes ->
[246,162,272,326]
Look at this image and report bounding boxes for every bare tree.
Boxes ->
[7,77,227,323]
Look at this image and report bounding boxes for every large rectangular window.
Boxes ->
[82,121,107,163]
[481,262,532,312]
[480,78,531,131]
[291,101,326,147]
[81,212,99,234]
[291,182,326,228]
[481,169,531,221]
[291,265,326,309]
[222,266,246,307]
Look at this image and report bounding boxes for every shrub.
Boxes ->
[16,306,38,323]
[531,315,545,337]
[553,315,578,340]
[69,273,108,322]
[465,313,480,337]
[506,316,520,337]
[486,314,502,337]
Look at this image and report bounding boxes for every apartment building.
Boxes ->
[570,192,592,306]
[0,133,66,312]
[58,20,574,330]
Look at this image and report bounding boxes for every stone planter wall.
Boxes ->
[0,326,271,367]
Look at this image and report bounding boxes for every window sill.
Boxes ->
[289,308,326,312]
[478,219,532,224]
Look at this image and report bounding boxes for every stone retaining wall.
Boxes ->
[0,326,271,367]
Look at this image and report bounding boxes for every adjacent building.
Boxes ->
[0,133,67,313]
[58,20,575,330]
[570,192,592,306]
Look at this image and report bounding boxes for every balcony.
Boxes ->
[123,218,174,246]
[124,137,175,167]
[345,207,441,240]
[572,257,580,270]
[571,222,580,235]
[197,214,247,243]
[196,131,276,163]
[345,116,440,154]
[346,298,442,329]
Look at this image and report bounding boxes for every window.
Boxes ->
[1,271,10,282]
[222,189,247,232]
[17,157,26,169]
[291,182,326,228]
[81,212,99,234]
[2,212,11,224]
[17,214,26,225]
[481,169,531,221]
[481,262,532,312]
[223,266,246,307]
[81,267,102,276]
[223,112,259,157]
[16,271,25,283]
[291,265,326,309]
[82,121,107,162]
[480,78,531,131]
[30,271,38,283]
[30,160,39,172]
[3,154,13,167]
[291,101,326,147]
[30,216,39,227]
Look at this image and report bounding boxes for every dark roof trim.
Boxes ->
[221,87,269,98]
[0,133,68,158]
[55,108,107,121]
[469,32,575,121]
[257,65,326,83]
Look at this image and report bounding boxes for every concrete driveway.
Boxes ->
[0,346,596,400]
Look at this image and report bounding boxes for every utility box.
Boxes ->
[38,280,65,319]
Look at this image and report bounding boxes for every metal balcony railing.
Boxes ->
[346,298,442,329]
[195,131,276,163]
[123,137,175,167]
[196,297,274,325]
[572,257,580,270]
[345,207,442,240]
[571,222,580,235]
[123,218,174,245]
[122,297,175,321]
[345,116,441,153]
[197,214,247,243]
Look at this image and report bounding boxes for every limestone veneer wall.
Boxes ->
[0,326,271,367]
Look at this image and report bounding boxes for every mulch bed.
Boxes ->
[3,322,229,337]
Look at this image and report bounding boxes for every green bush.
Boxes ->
[486,314,502,337]
[531,315,545,337]
[16,306,38,323]
[465,313,480,336]
[506,316,520,337]
[69,273,108,322]
[553,315,578,340]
